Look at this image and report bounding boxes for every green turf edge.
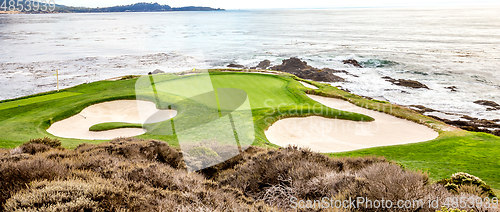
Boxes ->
[0,92,82,110]
[89,122,143,132]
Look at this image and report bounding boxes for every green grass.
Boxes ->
[0,92,81,110]
[0,71,370,149]
[89,122,143,132]
[2,70,500,190]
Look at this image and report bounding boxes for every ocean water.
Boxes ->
[1,7,499,121]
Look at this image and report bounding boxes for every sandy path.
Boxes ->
[265,95,438,153]
[47,100,176,140]
[299,81,318,89]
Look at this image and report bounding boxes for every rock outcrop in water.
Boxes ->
[253,60,271,70]
[342,59,363,68]
[382,76,429,89]
[474,100,500,110]
[411,106,500,136]
[227,64,246,69]
[445,86,458,92]
[152,69,165,74]
[270,57,345,82]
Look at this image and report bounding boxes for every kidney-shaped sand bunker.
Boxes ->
[47,100,176,140]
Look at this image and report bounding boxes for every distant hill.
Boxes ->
[0,2,224,13]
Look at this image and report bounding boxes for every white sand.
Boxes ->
[265,95,438,153]
[47,100,177,140]
[299,81,319,89]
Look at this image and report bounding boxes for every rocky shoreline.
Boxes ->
[228,57,500,137]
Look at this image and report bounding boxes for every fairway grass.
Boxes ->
[0,92,81,110]
[1,70,500,190]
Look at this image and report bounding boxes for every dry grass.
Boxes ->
[0,138,497,211]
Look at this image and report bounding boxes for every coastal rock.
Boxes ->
[473,100,500,109]
[270,57,311,72]
[382,76,429,89]
[342,59,363,68]
[445,86,458,92]
[152,69,165,74]
[256,60,271,69]
[270,57,345,82]
[227,63,246,69]
[409,105,437,113]
[419,109,500,136]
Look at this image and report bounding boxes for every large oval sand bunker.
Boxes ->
[47,100,177,140]
[265,95,438,153]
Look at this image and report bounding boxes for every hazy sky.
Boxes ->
[56,0,500,9]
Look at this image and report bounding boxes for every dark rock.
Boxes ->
[270,57,310,72]
[473,100,500,109]
[270,57,345,82]
[445,86,458,92]
[422,110,500,136]
[342,59,363,68]
[152,69,165,74]
[227,63,245,68]
[148,72,153,75]
[256,60,271,70]
[409,105,436,113]
[383,76,429,89]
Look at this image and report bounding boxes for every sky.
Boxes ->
[56,0,500,9]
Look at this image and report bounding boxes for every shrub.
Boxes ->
[27,137,62,148]
[438,172,496,198]
[20,142,52,155]
[0,157,68,210]
[199,146,266,180]
[3,139,498,212]
[188,146,220,157]
[4,178,157,211]
[217,146,385,201]
[436,207,473,212]
[75,137,186,169]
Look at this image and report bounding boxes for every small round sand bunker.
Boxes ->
[47,100,176,140]
[265,95,438,153]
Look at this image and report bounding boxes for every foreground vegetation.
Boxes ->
[0,138,497,211]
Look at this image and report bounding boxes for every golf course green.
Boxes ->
[1,70,500,190]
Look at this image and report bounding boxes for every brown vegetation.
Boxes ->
[0,138,497,211]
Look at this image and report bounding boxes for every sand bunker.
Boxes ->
[47,100,176,140]
[299,81,318,89]
[265,95,438,153]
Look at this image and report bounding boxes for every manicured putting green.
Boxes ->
[152,74,298,109]
[0,92,82,111]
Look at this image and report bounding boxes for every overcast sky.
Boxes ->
[56,0,500,9]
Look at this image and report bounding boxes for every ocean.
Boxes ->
[1,6,499,122]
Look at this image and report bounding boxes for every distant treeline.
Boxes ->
[0,1,224,13]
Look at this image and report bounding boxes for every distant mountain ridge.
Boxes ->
[0,2,224,13]
[56,2,224,13]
